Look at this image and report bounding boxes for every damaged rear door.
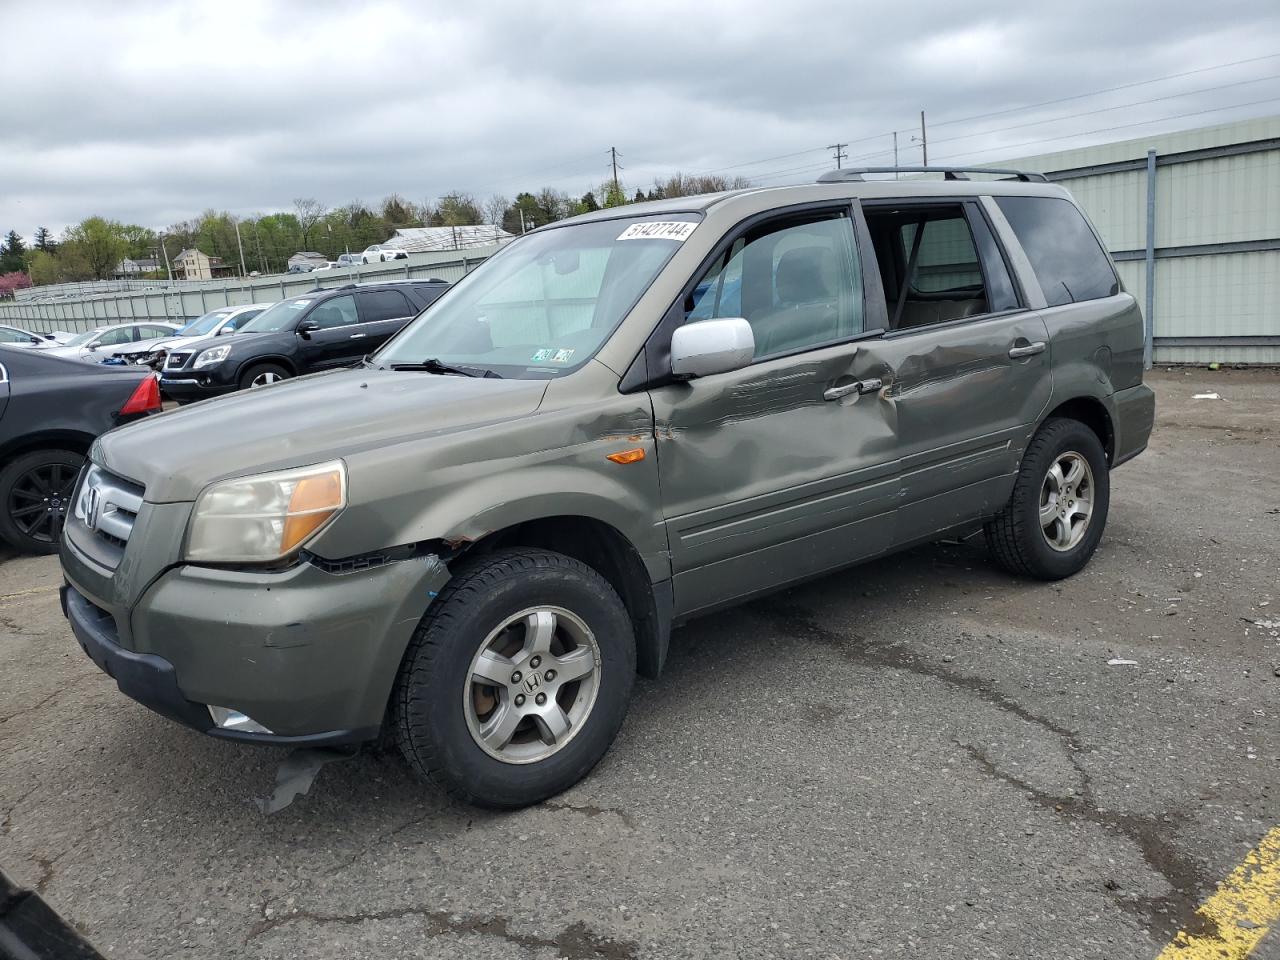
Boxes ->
[648,204,903,616]
[860,197,1053,545]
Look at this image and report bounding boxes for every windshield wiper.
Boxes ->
[388,357,502,378]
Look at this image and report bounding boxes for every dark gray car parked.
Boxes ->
[0,346,161,554]
[60,169,1154,808]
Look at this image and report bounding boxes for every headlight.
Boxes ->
[193,345,231,368]
[186,461,347,562]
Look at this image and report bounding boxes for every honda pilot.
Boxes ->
[61,169,1155,809]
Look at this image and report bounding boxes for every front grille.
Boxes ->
[71,465,146,569]
[165,353,190,369]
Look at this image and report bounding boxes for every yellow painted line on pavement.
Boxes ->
[1157,826,1280,959]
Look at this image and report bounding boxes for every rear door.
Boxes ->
[648,204,902,616]
[353,289,417,353]
[860,198,1052,545]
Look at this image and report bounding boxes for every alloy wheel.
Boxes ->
[1039,450,1094,552]
[8,461,77,544]
[463,605,602,764]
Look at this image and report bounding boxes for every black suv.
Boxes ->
[159,280,449,401]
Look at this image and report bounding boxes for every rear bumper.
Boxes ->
[1110,382,1156,467]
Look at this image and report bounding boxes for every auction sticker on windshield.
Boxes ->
[617,221,696,242]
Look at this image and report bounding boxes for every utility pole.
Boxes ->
[893,132,899,176]
[920,110,928,165]
[610,146,621,193]
[234,220,248,277]
[159,234,173,281]
[827,143,848,169]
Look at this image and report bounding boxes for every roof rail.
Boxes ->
[817,166,1049,183]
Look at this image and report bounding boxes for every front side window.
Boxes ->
[96,327,136,346]
[376,214,697,378]
[179,310,233,337]
[684,213,864,359]
[995,196,1118,306]
[0,328,30,343]
[308,295,359,330]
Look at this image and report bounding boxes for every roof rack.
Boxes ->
[817,166,1049,183]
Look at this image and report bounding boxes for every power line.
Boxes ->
[933,95,1280,162]
[923,51,1280,131]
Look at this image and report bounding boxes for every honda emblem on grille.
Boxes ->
[78,482,102,532]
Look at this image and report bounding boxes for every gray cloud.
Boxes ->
[2,0,1278,237]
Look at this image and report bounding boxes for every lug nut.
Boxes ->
[514,694,526,707]
[530,656,542,668]
[535,692,547,706]
[511,671,522,683]
[545,670,556,682]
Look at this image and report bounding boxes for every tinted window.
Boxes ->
[140,324,174,337]
[308,295,359,330]
[685,213,864,359]
[357,289,413,323]
[995,196,1118,306]
[96,327,136,346]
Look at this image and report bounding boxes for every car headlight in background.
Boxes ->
[193,345,231,368]
[186,461,347,562]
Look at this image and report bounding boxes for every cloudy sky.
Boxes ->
[2,0,1279,237]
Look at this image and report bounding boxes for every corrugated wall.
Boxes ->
[1008,116,1280,364]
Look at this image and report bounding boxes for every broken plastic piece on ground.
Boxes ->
[254,746,360,814]
[1107,658,1139,666]
[1192,392,1221,400]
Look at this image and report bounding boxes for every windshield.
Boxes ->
[375,214,699,378]
[178,310,233,337]
[236,298,314,333]
[64,328,104,347]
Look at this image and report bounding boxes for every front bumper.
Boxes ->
[61,538,451,743]
[158,372,236,401]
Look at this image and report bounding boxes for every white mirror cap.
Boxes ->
[670,317,755,379]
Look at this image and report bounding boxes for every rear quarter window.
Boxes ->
[995,196,1118,307]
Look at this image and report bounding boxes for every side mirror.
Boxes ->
[297,319,320,339]
[670,318,755,379]
[219,324,236,335]
[43,334,56,341]
[86,343,98,352]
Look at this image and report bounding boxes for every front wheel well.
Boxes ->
[454,516,669,679]
[1042,397,1114,464]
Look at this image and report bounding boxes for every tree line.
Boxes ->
[0,172,751,290]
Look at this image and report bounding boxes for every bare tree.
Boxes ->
[292,197,326,249]
[483,194,509,228]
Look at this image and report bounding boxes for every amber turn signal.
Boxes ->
[606,447,646,464]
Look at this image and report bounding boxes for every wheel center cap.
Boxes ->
[523,673,542,694]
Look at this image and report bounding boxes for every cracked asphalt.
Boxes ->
[2,368,1278,960]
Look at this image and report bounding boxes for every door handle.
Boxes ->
[349,333,367,339]
[1008,341,1046,359]
[824,378,882,402]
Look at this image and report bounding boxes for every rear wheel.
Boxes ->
[0,449,85,555]
[985,417,1110,580]
[238,362,290,391]
[394,548,635,809]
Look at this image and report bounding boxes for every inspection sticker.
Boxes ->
[617,221,696,242]
[531,348,553,362]
[552,349,575,363]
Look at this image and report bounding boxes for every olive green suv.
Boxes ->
[60,168,1155,808]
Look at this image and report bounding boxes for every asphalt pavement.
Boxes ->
[1,368,1278,960]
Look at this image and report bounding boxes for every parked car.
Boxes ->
[0,324,56,347]
[37,322,182,362]
[286,263,315,274]
[309,262,342,274]
[336,253,362,267]
[0,345,161,554]
[158,280,449,401]
[361,244,410,263]
[60,169,1154,808]
[108,303,273,370]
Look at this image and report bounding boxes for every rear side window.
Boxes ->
[357,290,413,323]
[995,196,1118,306]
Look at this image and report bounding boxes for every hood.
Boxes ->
[110,333,188,356]
[96,367,551,502]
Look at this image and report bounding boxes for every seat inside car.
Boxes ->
[750,245,841,356]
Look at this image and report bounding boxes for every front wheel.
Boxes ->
[985,417,1110,581]
[238,362,291,391]
[393,548,635,808]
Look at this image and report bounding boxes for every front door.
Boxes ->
[860,198,1052,545]
[649,206,902,617]
[297,294,360,369]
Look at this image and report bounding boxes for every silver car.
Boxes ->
[108,304,273,369]
[38,322,182,363]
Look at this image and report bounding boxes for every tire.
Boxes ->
[394,547,636,809]
[985,417,1110,581]
[0,449,85,555]
[238,362,291,391]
